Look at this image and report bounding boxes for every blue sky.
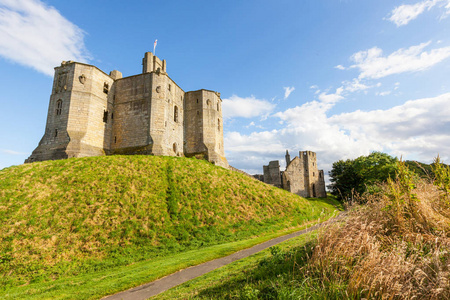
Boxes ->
[1,0,450,178]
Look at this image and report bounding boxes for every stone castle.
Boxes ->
[26,52,228,168]
[254,150,327,198]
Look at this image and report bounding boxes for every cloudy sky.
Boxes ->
[1,0,450,180]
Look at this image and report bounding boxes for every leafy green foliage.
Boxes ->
[432,155,450,200]
[329,152,398,201]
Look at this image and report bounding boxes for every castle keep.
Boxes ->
[254,150,326,198]
[26,52,228,168]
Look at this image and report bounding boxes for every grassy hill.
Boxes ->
[154,160,450,299]
[0,155,340,298]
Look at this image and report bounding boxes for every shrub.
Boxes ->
[305,159,450,299]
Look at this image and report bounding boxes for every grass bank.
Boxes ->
[161,160,450,299]
[0,155,341,299]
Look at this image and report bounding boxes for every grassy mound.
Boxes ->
[175,161,450,299]
[0,155,338,290]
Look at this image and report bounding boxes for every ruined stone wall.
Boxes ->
[263,161,282,188]
[282,157,308,197]
[317,170,327,197]
[299,151,327,198]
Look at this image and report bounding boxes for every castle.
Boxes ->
[254,150,327,198]
[26,52,228,168]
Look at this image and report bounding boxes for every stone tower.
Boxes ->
[26,52,228,168]
[255,150,326,198]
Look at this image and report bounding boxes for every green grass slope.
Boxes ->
[0,155,339,295]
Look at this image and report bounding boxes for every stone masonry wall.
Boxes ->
[282,156,308,197]
[263,161,282,188]
[111,73,152,153]
[184,90,227,167]
[26,52,228,169]
[68,63,113,157]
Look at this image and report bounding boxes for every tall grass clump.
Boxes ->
[305,159,450,299]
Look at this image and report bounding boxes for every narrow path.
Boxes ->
[103,213,344,300]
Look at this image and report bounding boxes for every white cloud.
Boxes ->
[342,78,371,93]
[318,91,343,104]
[388,0,437,26]
[388,0,450,26]
[310,85,318,89]
[225,93,450,176]
[0,0,90,76]
[283,86,295,99]
[222,95,276,119]
[350,41,450,79]
[335,64,346,70]
[376,91,392,96]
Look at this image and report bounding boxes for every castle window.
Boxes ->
[196,99,198,103]
[56,99,62,115]
[103,110,108,123]
[206,99,211,106]
[217,103,219,111]
[168,84,171,91]
[173,143,177,154]
[103,82,109,94]
[111,112,114,120]
[218,118,220,131]
[197,111,199,115]
[54,129,58,137]
[174,105,178,122]
[313,172,315,177]
[114,136,117,143]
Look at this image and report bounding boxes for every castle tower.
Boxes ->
[184,90,227,167]
[26,61,115,162]
[142,52,166,73]
[298,151,326,197]
[26,52,228,168]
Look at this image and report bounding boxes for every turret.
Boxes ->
[142,52,166,73]
[285,150,291,167]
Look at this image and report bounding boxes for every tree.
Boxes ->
[328,159,363,201]
[329,152,398,202]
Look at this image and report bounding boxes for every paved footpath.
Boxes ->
[102,213,344,300]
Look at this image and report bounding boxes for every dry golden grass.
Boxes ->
[305,163,450,299]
